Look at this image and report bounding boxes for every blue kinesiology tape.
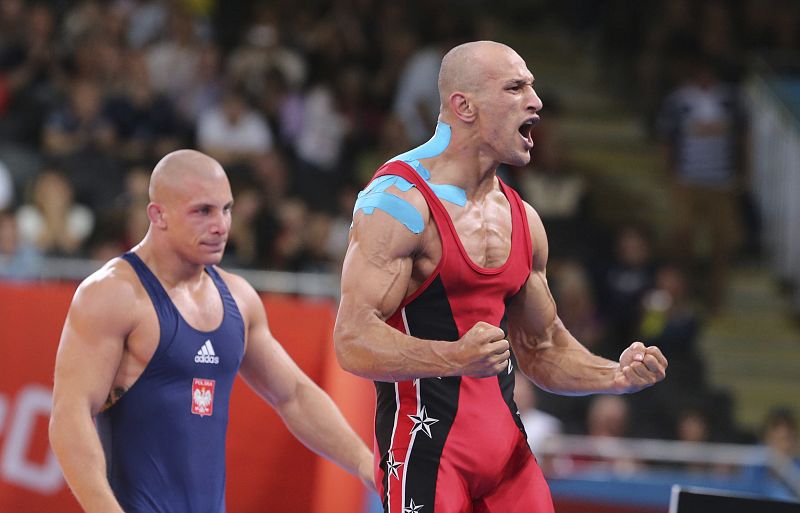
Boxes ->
[353,122,467,233]
[352,189,424,234]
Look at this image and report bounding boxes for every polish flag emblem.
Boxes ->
[191,378,215,417]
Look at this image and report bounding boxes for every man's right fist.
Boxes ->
[456,321,510,377]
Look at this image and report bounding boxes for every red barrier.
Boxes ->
[0,282,374,513]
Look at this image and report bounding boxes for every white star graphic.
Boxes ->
[412,377,441,387]
[386,451,403,480]
[408,406,439,438]
[404,498,424,513]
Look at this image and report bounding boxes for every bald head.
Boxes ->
[438,41,517,111]
[149,150,226,203]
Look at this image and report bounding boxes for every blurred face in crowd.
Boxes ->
[71,80,102,122]
[33,170,74,213]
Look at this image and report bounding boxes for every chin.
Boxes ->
[505,152,532,167]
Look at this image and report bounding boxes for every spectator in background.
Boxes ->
[125,0,168,49]
[86,165,152,261]
[392,38,445,145]
[0,207,42,279]
[174,42,223,127]
[145,6,202,102]
[550,261,605,352]
[104,51,184,162]
[515,370,563,455]
[587,395,630,439]
[595,224,658,358]
[0,1,60,146]
[674,406,717,473]
[16,168,94,256]
[224,184,264,268]
[353,115,411,186]
[293,75,350,211]
[638,264,704,389]
[514,95,591,261]
[657,52,745,312]
[228,10,306,103]
[43,79,115,157]
[763,408,799,462]
[196,85,273,166]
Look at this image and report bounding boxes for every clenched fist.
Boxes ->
[613,342,668,393]
[454,322,511,377]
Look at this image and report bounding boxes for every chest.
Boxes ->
[436,193,513,269]
[121,280,235,383]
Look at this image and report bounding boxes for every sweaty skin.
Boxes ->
[50,150,374,513]
[335,40,667,393]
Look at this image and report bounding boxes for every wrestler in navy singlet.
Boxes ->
[97,252,245,513]
[370,162,554,513]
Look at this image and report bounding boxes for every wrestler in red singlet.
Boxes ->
[372,161,554,513]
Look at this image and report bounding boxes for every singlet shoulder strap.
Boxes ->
[120,251,178,349]
[373,161,453,231]
[122,252,173,315]
[204,265,244,334]
[497,179,533,272]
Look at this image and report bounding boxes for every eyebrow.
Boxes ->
[506,77,535,87]
[189,200,235,210]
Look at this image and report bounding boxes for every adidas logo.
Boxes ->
[194,340,219,365]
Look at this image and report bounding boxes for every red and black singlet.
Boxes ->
[371,161,553,513]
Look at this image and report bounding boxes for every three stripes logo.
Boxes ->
[194,340,219,365]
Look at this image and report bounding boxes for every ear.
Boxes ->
[449,91,476,123]
[147,203,167,229]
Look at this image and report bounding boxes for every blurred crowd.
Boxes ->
[0,0,797,470]
[0,0,490,274]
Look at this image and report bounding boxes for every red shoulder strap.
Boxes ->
[498,178,533,273]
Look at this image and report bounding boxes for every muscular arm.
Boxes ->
[333,187,508,382]
[49,270,134,513]
[229,274,373,488]
[507,203,667,395]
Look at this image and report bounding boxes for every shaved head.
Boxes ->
[438,41,517,110]
[149,149,226,203]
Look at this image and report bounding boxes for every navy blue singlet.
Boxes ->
[97,252,245,513]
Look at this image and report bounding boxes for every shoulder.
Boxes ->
[352,166,432,257]
[213,267,263,322]
[68,258,145,329]
[520,200,549,270]
[520,200,545,234]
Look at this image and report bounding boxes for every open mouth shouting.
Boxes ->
[518,117,538,149]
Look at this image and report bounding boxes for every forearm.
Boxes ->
[334,312,457,381]
[275,378,371,477]
[49,412,125,513]
[514,322,620,396]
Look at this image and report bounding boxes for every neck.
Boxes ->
[423,120,499,199]
[133,230,206,288]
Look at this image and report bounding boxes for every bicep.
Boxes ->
[507,202,558,345]
[53,284,131,416]
[338,200,423,323]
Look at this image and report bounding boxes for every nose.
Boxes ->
[528,87,543,113]
[209,210,230,236]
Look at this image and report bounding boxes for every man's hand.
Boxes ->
[613,342,668,394]
[454,322,510,377]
